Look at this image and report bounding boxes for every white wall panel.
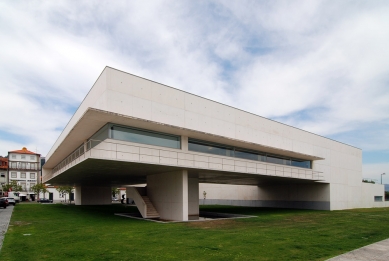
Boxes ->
[151,102,185,127]
[151,82,185,109]
[131,96,152,120]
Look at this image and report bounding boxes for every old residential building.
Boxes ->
[0,156,8,192]
[8,147,40,195]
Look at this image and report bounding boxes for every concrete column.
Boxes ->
[181,136,188,151]
[188,177,199,216]
[84,140,88,152]
[75,186,111,205]
[147,170,188,221]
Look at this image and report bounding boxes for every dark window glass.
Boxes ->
[235,149,265,162]
[374,196,383,202]
[267,155,291,166]
[91,124,109,142]
[112,126,180,149]
[291,159,311,168]
[188,139,234,157]
[188,138,311,169]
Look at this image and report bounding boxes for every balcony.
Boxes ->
[45,139,325,184]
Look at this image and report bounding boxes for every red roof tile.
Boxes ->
[9,147,40,155]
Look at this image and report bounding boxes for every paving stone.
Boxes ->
[0,205,14,252]
[327,239,389,261]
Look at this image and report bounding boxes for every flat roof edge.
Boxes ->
[106,66,361,151]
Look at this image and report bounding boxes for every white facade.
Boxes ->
[42,67,384,221]
[38,187,75,203]
[8,148,40,196]
[0,172,6,184]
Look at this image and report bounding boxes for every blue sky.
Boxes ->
[0,1,388,182]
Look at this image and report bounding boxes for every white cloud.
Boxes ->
[229,1,389,140]
[0,0,388,165]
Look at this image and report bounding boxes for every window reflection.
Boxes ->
[112,126,181,149]
[235,149,266,162]
[188,140,234,157]
[291,159,311,168]
[88,124,181,149]
[188,138,311,169]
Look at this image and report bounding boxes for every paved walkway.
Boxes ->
[327,238,389,261]
[0,205,14,252]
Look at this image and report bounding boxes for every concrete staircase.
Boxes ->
[142,196,160,218]
[127,187,160,219]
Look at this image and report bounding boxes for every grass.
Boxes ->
[1,204,389,260]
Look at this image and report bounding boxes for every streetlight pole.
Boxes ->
[381,173,386,184]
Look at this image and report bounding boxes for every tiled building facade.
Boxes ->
[8,147,40,193]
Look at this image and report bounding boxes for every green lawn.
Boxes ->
[1,204,389,260]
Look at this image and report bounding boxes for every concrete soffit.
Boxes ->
[44,107,324,169]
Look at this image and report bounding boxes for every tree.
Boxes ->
[2,180,23,192]
[56,186,74,203]
[112,187,120,198]
[30,183,48,199]
[56,186,66,201]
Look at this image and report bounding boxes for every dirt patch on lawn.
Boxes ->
[11,221,32,226]
[186,219,238,229]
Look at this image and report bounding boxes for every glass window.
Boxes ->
[30,173,36,179]
[30,163,36,170]
[21,155,26,159]
[187,138,311,169]
[20,182,26,190]
[374,196,383,202]
[90,124,110,142]
[21,162,26,169]
[12,155,16,159]
[291,159,311,169]
[111,125,181,149]
[235,149,266,162]
[11,162,17,168]
[30,156,35,160]
[11,172,17,178]
[21,173,26,178]
[188,139,234,157]
[0,173,5,178]
[267,155,291,165]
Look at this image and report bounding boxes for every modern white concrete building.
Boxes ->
[42,67,384,221]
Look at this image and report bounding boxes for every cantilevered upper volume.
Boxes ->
[42,67,384,219]
[45,66,326,166]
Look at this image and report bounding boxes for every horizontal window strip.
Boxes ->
[188,138,311,169]
[88,123,181,150]
[111,125,181,149]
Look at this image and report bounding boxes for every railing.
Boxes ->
[51,143,87,175]
[49,139,324,181]
[8,162,40,171]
